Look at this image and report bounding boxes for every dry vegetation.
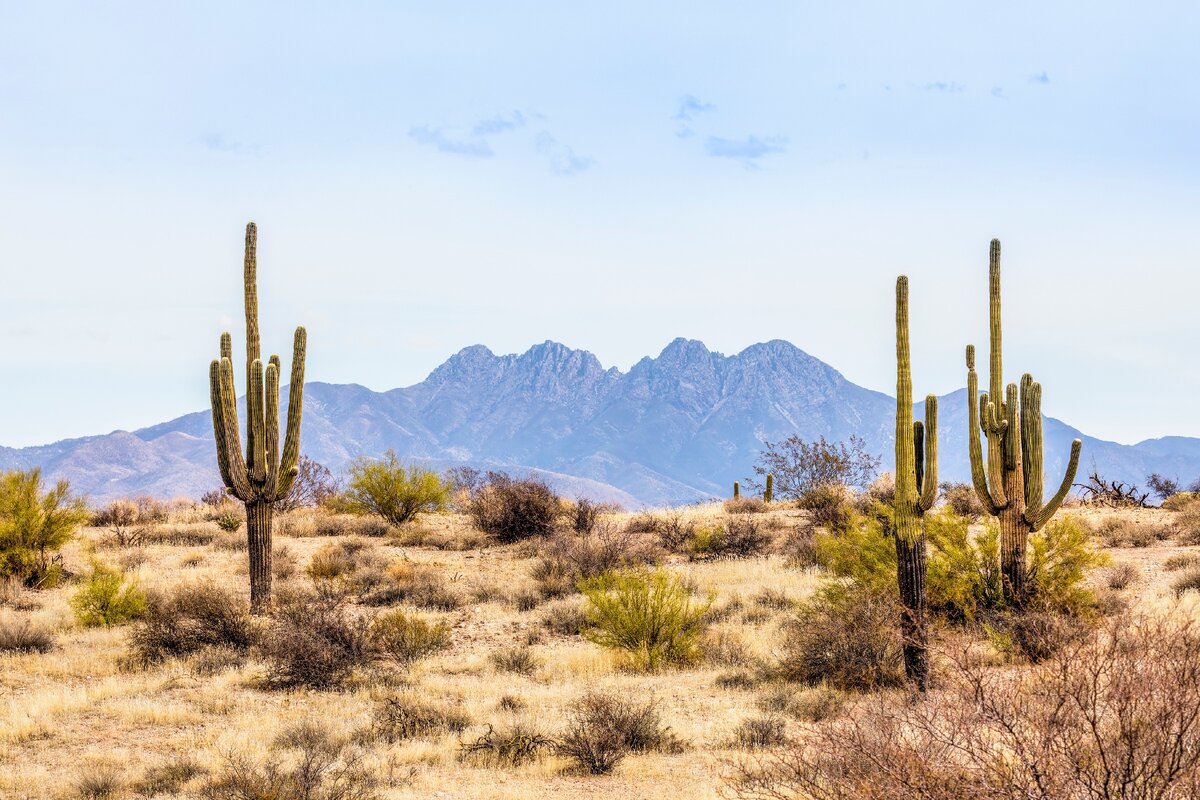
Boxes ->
[2,487,1200,799]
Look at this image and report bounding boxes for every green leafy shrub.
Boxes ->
[580,568,711,671]
[70,562,147,627]
[925,510,1004,620]
[369,609,450,665]
[1027,516,1109,614]
[343,450,449,526]
[0,468,89,586]
[687,517,772,560]
[813,512,895,595]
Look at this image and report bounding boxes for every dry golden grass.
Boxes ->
[0,501,1196,799]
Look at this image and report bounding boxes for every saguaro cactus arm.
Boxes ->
[966,346,1004,515]
[274,326,307,500]
[918,395,938,512]
[1021,373,1082,530]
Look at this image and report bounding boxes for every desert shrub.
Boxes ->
[1162,492,1199,511]
[653,512,699,552]
[490,644,540,675]
[814,512,896,594]
[73,763,125,799]
[531,523,654,597]
[779,583,904,690]
[93,498,151,547]
[370,609,450,665]
[580,567,712,671]
[142,524,217,547]
[1094,516,1164,548]
[0,615,54,653]
[1027,516,1109,614]
[127,581,256,666]
[734,715,788,749]
[925,510,1004,620]
[782,523,820,569]
[1173,568,1200,596]
[1103,561,1140,590]
[1175,503,1200,545]
[70,562,147,627]
[939,481,984,518]
[459,722,556,766]
[688,517,772,560]
[214,511,242,533]
[725,497,769,515]
[468,474,561,543]
[703,627,755,667]
[986,611,1088,663]
[716,670,760,690]
[1165,552,1200,572]
[798,484,854,531]
[570,497,602,533]
[788,686,847,722]
[360,561,462,610]
[131,758,206,797]
[540,596,588,636]
[343,450,449,526]
[367,693,470,742]
[730,614,1200,800]
[197,722,377,800]
[260,586,373,688]
[0,468,89,586]
[272,545,298,580]
[277,454,342,512]
[750,434,880,500]
[558,690,682,774]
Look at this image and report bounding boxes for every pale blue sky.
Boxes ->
[1,2,1197,446]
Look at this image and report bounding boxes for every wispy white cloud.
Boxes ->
[925,81,965,92]
[408,125,494,157]
[704,135,786,168]
[535,132,593,175]
[471,110,527,136]
[201,133,245,152]
[1032,71,1051,84]
[991,86,1006,99]
[674,95,716,122]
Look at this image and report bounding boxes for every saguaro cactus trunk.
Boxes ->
[966,240,1081,604]
[894,276,937,690]
[210,222,307,613]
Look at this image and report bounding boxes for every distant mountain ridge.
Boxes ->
[2,338,1197,506]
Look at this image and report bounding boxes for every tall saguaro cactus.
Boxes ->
[894,275,937,690]
[210,222,307,613]
[966,240,1081,603]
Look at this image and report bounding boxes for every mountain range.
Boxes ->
[3,338,1197,507]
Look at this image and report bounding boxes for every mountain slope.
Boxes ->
[1,339,1195,506]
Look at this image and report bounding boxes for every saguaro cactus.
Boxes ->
[966,240,1081,603]
[764,473,774,503]
[894,276,937,690]
[209,222,307,613]
[733,481,740,500]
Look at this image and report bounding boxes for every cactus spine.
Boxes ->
[764,473,774,503]
[210,222,307,613]
[894,276,937,690]
[966,240,1081,604]
[733,481,740,500]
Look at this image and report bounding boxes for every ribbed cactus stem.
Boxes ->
[764,473,774,504]
[733,481,740,500]
[894,275,935,691]
[209,222,307,614]
[965,239,1081,604]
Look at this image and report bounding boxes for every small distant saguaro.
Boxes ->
[209,222,307,613]
[966,240,1081,604]
[764,473,774,503]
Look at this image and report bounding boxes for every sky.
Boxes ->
[1,2,1197,447]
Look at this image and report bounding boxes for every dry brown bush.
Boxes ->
[726,497,770,515]
[557,690,682,774]
[365,693,470,743]
[0,615,54,653]
[127,581,256,667]
[260,586,373,689]
[530,523,655,597]
[729,613,1200,800]
[468,475,562,543]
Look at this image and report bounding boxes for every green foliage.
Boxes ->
[813,512,895,596]
[343,450,449,526]
[925,510,1004,620]
[580,568,712,672]
[1027,515,1108,615]
[0,468,89,585]
[70,562,148,627]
